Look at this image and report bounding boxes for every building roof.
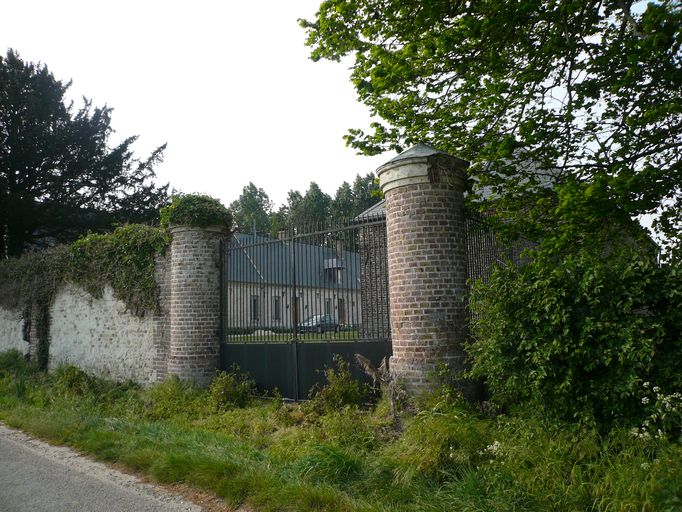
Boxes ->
[384,142,448,164]
[227,233,361,289]
[354,200,387,220]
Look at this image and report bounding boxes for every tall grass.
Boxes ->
[0,350,680,511]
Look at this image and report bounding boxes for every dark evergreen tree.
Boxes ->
[0,49,168,258]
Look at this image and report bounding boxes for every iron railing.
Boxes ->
[221,214,390,344]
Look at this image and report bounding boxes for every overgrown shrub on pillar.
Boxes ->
[377,144,470,395]
[160,195,231,386]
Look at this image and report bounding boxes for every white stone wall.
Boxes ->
[49,284,159,384]
[0,307,26,355]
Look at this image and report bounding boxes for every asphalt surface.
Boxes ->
[0,423,202,512]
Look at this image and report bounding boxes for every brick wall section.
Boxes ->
[168,226,226,386]
[378,146,470,394]
[385,184,468,391]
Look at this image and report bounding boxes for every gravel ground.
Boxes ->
[0,421,206,512]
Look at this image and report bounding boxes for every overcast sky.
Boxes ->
[1,1,395,208]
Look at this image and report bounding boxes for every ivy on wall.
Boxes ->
[160,194,232,231]
[0,193,231,369]
[0,224,170,317]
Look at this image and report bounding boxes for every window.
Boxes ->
[250,295,259,322]
[324,298,332,316]
[272,296,281,321]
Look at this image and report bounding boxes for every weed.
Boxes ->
[51,365,102,397]
[208,366,256,410]
[0,349,27,375]
[305,355,370,415]
[297,443,363,484]
[141,376,203,420]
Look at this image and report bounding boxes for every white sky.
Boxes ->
[1,1,395,208]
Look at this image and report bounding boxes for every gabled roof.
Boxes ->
[227,233,361,290]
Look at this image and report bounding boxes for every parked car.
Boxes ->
[299,314,339,333]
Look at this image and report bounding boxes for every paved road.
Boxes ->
[0,423,202,512]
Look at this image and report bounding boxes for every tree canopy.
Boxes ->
[301,1,681,257]
[229,182,273,234]
[0,49,168,259]
[229,172,380,235]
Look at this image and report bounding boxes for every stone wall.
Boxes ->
[0,224,228,386]
[0,307,26,355]
[48,284,161,384]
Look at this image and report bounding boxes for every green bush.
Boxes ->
[385,401,492,484]
[305,355,370,415]
[0,349,26,375]
[468,247,682,429]
[208,367,256,410]
[159,194,232,230]
[142,377,203,420]
[51,365,102,397]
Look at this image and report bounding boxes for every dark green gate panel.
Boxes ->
[220,340,391,400]
[220,343,296,398]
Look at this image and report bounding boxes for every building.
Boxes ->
[223,232,363,335]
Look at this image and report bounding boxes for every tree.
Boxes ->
[301,1,681,256]
[330,181,355,219]
[287,182,332,228]
[0,49,168,259]
[229,182,273,234]
[350,172,380,215]
[330,172,381,219]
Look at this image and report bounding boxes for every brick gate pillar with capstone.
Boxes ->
[377,143,471,394]
[167,225,227,386]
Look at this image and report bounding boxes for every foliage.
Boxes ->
[329,172,381,220]
[0,49,168,259]
[0,224,169,318]
[385,400,491,484]
[69,224,170,315]
[229,183,273,235]
[159,193,232,231]
[0,246,70,312]
[305,354,371,415]
[140,377,204,421]
[296,443,363,484]
[51,365,103,397]
[208,367,257,411]
[301,1,682,256]
[287,182,332,228]
[0,349,26,376]
[467,243,682,429]
[1,352,682,511]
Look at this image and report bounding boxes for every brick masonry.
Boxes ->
[167,225,227,386]
[378,147,470,394]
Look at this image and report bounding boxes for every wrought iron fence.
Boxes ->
[221,214,390,344]
[465,211,536,284]
[220,214,391,399]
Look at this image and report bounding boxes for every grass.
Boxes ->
[0,349,681,511]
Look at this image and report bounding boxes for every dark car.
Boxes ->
[299,314,339,333]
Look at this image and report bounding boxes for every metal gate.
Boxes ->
[220,215,390,400]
